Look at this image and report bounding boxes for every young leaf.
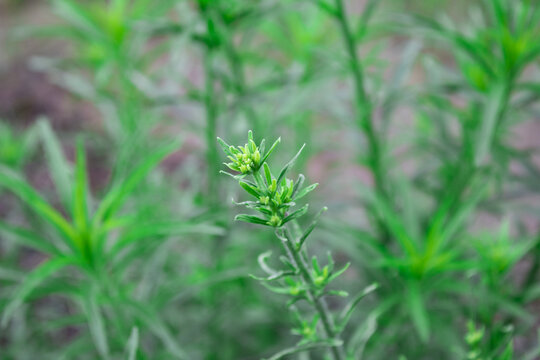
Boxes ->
[217,137,233,156]
[297,207,327,250]
[263,162,272,185]
[293,183,318,201]
[276,144,305,186]
[239,181,263,198]
[234,214,269,226]
[282,204,309,225]
[260,137,281,164]
[337,283,378,331]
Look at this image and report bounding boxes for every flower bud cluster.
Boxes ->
[219,131,315,229]
[263,177,295,227]
[218,130,269,175]
[225,141,261,174]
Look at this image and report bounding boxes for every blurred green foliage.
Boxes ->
[1,0,540,359]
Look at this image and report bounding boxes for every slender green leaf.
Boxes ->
[0,165,77,248]
[282,204,309,225]
[407,281,430,342]
[235,214,269,226]
[38,119,72,212]
[81,286,110,359]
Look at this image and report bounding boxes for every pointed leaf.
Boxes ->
[239,181,263,198]
[293,183,318,201]
[38,119,72,212]
[282,204,309,225]
[297,207,327,250]
[260,137,281,164]
[0,165,77,249]
[277,144,305,186]
[234,214,269,226]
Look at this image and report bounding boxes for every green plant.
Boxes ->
[0,120,221,358]
[219,131,377,360]
[4,0,540,359]
[0,121,38,169]
[465,321,514,360]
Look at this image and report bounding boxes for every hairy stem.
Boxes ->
[279,230,345,360]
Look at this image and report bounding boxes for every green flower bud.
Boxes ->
[314,276,326,287]
[268,214,282,227]
[301,326,314,338]
[269,179,277,193]
[259,196,269,205]
[290,286,301,296]
[252,149,261,166]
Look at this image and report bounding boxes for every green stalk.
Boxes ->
[213,6,261,133]
[280,229,345,360]
[203,50,220,199]
[332,0,390,242]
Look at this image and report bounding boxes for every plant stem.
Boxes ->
[213,6,261,133]
[203,49,220,200]
[279,229,345,360]
[332,0,389,239]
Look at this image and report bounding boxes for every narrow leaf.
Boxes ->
[282,204,309,225]
[0,165,77,249]
[81,287,109,358]
[234,214,269,226]
[239,181,263,198]
[276,144,305,186]
[38,119,72,212]
[260,137,281,164]
[407,281,430,342]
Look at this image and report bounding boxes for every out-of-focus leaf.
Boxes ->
[2,257,76,326]
[406,280,430,343]
[38,119,73,212]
